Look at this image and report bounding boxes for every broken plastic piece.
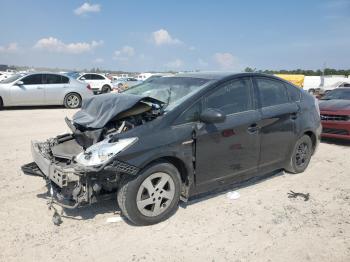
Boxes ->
[226,191,240,200]
[106,216,123,223]
[287,190,310,201]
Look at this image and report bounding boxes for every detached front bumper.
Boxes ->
[22,140,140,208]
[29,141,80,187]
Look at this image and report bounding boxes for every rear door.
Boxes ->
[194,77,261,187]
[43,74,70,105]
[253,77,299,170]
[10,74,45,105]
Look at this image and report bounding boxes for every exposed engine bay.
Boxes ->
[22,93,164,210]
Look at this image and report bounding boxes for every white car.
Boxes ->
[78,73,112,94]
[0,72,93,109]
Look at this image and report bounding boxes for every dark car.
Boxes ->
[319,88,350,140]
[22,73,321,225]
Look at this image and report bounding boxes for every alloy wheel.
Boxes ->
[66,94,80,108]
[295,142,309,167]
[136,172,175,217]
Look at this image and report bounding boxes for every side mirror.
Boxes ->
[200,108,226,124]
[16,81,24,86]
[80,77,86,80]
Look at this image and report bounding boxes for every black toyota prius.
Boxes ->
[23,73,321,225]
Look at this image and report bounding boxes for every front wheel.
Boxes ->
[285,135,313,174]
[64,93,82,109]
[117,162,181,226]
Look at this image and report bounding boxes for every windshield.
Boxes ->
[322,89,350,100]
[123,77,211,110]
[0,74,24,83]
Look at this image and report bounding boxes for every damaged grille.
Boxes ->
[105,160,139,175]
[322,128,349,135]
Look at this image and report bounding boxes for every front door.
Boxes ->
[195,77,261,187]
[10,74,45,106]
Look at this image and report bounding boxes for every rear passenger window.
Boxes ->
[203,78,253,115]
[256,78,289,107]
[61,76,69,83]
[286,84,301,102]
[44,74,62,84]
[92,74,105,80]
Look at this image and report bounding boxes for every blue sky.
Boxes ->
[0,0,349,71]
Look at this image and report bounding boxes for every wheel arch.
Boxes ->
[303,130,317,153]
[136,154,194,199]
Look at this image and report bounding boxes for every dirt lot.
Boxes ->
[0,108,349,262]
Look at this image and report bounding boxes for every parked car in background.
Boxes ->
[0,71,14,82]
[0,72,93,109]
[23,73,321,225]
[319,88,350,140]
[321,81,350,95]
[111,77,142,92]
[78,73,112,94]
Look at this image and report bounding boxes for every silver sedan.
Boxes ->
[0,72,94,109]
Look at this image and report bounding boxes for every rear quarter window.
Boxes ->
[285,83,301,102]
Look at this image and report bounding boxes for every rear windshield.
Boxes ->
[123,77,210,110]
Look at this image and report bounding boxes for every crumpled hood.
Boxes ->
[73,93,163,129]
[319,99,350,112]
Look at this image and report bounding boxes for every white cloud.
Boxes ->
[197,58,208,67]
[152,29,182,46]
[0,42,18,53]
[93,58,104,63]
[165,59,183,69]
[213,52,237,69]
[34,37,103,54]
[74,3,101,16]
[113,46,135,61]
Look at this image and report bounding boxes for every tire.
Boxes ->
[0,97,3,110]
[285,135,313,174]
[101,85,111,93]
[64,93,82,109]
[117,162,181,226]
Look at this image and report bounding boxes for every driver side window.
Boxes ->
[202,78,253,115]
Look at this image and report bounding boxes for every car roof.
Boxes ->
[175,72,237,80]
[174,72,281,81]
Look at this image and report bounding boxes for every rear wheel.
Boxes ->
[101,85,111,93]
[117,162,181,226]
[285,135,313,174]
[64,93,81,109]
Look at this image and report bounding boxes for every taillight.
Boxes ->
[86,84,92,91]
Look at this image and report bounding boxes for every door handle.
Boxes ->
[36,87,44,90]
[247,123,259,134]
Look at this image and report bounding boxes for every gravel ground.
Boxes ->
[0,108,349,262]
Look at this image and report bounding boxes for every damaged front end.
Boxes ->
[22,93,164,208]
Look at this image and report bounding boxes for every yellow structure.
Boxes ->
[274,74,305,87]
